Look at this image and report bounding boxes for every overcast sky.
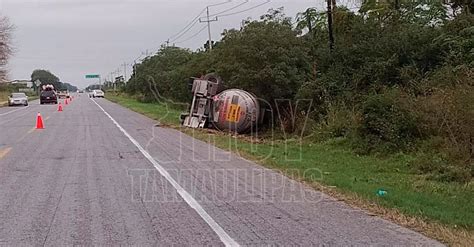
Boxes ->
[1,0,328,88]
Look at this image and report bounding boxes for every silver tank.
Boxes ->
[211,89,260,133]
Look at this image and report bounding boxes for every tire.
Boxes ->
[25,103,28,106]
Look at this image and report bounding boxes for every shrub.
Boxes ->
[212,18,311,105]
[312,103,360,140]
[415,84,474,162]
[356,89,420,153]
[414,149,472,183]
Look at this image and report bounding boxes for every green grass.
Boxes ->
[107,93,474,229]
[0,89,38,106]
[0,91,9,103]
[106,94,183,125]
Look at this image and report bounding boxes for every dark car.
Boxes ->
[40,90,58,104]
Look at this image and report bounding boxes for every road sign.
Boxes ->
[85,74,100,79]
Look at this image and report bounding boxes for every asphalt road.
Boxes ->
[0,95,443,246]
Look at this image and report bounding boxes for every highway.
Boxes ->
[0,95,442,246]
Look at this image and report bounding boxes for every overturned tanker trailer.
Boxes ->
[181,74,265,134]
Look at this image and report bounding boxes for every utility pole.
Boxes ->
[199,6,218,51]
[327,0,335,51]
[306,9,313,35]
[110,72,115,87]
[132,54,143,78]
[99,75,102,90]
[122,63,128,82]
[113,69,120,92]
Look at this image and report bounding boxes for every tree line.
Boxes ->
[124,1,473,182]
[31,69,77,92]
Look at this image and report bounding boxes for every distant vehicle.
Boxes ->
[58,91,70,99]
[78,90,84,93]
[40,90,58,104]
[91,90,105,98]
[8,93,28,106]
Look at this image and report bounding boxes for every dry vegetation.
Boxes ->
[0,16,13,83]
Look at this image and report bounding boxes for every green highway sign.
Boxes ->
[85,74,100,79]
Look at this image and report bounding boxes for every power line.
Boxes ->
[208,0,249,18]
[216,0,271,18]
[168,1,232,43]
[170,20,201,43]
[175,25,208,44]
[174,1,247,46]
[128,0,271,71]
[168,8,207,41]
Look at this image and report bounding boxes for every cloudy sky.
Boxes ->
[1,0,328,88]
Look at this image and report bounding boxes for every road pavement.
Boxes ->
[0,95,443,246]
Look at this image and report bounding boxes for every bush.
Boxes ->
[356,90,420,153]
[312,103,360,140]
[409,81,474,183]
[212,16,311,106]
[415,84,474,162]
[414,148,472,183]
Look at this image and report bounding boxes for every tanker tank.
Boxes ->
[181,74,264,134]
[211,89,261,133]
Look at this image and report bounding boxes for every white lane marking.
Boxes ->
[0,105,30,117]
[91,99,239,247]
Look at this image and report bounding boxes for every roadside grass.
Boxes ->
[0,91,9,104]
[0,90,38,107]
[106,93,474,245]
[106,94,183,125]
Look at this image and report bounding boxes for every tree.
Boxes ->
[296,8,327,36]
[126,46,195,102]
[213,9,311,104]
[31,69,62,90]
[85,84,101,91]
[445,0,474,15]
[62,82,78,92]
[0,16,14,83]
[360,0,449,25]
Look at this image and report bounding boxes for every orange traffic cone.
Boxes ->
[58,103,63,112]
[65,98,69,105]
[36,113,44,129]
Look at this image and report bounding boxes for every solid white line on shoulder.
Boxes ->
[91,99,239,247]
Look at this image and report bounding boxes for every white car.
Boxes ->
[91,90,105,98]
[8,93,29,106]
